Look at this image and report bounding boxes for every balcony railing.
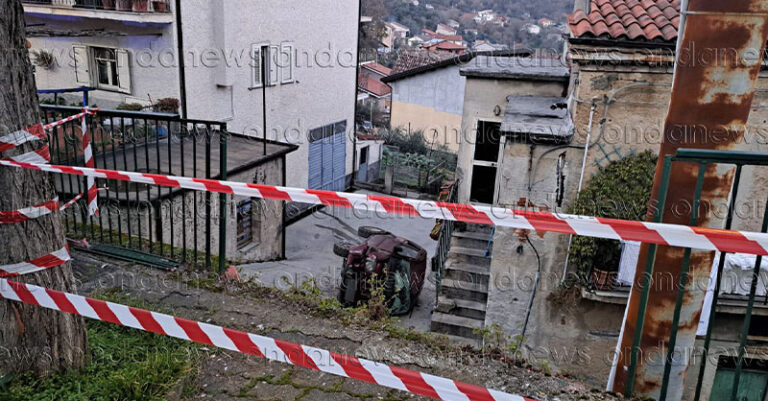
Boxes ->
[23,0,171,13]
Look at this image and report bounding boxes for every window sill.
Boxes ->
[580,287,768,316]
[238,241,263,253]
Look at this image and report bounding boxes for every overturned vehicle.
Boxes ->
[333,226,427,315]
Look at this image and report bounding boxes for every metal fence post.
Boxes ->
[659,161,708,401]
[626,155,673,396]
[730,196,768,400]
[218,126,228,274]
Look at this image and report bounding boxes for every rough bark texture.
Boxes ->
[0,0,87,375]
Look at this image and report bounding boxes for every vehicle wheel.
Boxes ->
[333,241,352,258]
[337,269,358,307]
[384,269,397,308]
[358,226,389,238]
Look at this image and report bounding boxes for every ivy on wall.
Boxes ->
[568,151,658,277]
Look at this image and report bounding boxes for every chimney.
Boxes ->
[573,0,590,13]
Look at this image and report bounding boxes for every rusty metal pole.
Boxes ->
[611,1,768,400]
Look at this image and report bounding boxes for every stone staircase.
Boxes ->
[430,224,493,345]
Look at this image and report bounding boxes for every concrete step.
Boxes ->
[444,259,491,275]
[451,235,494,251]
[439,278,488,303]
[430,311,484,340]
[436,296,487,320]
[448,248,492,267]
[444,266,490,287]
[441,333,481,348]
[461,223,494,235]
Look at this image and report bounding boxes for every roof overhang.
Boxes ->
[501,96,574,143]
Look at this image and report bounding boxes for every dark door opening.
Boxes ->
[470,121,502,204]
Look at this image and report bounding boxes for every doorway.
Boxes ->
[709,356,768,401]
[358,146,369,182]
[469,120,503,204]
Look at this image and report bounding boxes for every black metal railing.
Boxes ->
[431,180,458,304]
[42,105,226,271]
[24,0,172,13]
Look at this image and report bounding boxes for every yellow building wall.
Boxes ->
[390,101,463,153]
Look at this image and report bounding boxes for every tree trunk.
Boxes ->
[0,0,87,375]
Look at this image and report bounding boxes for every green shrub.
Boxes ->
[568,151,657,277]
[116,102,145,111]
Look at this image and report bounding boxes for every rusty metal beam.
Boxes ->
[611,0,768,400]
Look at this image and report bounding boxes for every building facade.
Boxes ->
[24,0,359,193]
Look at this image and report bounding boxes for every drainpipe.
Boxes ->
[351,0,363,188]
[611,1,768,399]
[174,0,187,119]
[560,98,597,283]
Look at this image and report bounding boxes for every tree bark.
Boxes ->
[0,0,87,375]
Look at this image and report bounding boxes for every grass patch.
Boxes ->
[0,309,200,401]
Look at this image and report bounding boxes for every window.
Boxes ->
[360,146,369,165]
[94,47,118,88]
[73,45,131,93]
[251,42,294,88]
[236,199,262,248]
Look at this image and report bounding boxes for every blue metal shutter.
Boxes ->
[308,127,323,189]
[332,131,346,191]
[307,122,347,191]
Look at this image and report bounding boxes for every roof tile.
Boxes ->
[567,0,681,43]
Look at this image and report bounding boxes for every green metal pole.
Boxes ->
[626,156,674,396]
[659,161,708,401]
[730,196,768,400]
[218,126,228,274]
[693,164,743,401]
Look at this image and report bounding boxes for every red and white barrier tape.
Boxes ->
[0,198,59,224]
[0,247,70,278]
[42,110,92,131]
[0,277,533,401]
[0,188,106,225]
[81,109,98,216]
[0,123,45,153]
[1,160,767,256]
[3,145,50,164]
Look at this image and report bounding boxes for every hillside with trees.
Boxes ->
[362,0,574,52]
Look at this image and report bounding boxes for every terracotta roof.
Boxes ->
[432,33,463,42]
[567,0,681,43]
[390,50,456,75]
[358,73,391,97]
[424,41,467,52]
[362,62,392,76]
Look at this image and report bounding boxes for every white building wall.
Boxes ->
[182,0,359,189]
[27,16,179,108]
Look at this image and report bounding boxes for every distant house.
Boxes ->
[357,62,392,113]
[436,23,458,36]
[447,19,461,29]
[472,41,508,52]
[524,23,542,35]
[538,17,555,27]
[382,21,411,50]
[422,40,467,55]
[476,9,497,23]
[421,29,464,45]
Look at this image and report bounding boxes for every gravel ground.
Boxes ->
[72,251,631,401]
